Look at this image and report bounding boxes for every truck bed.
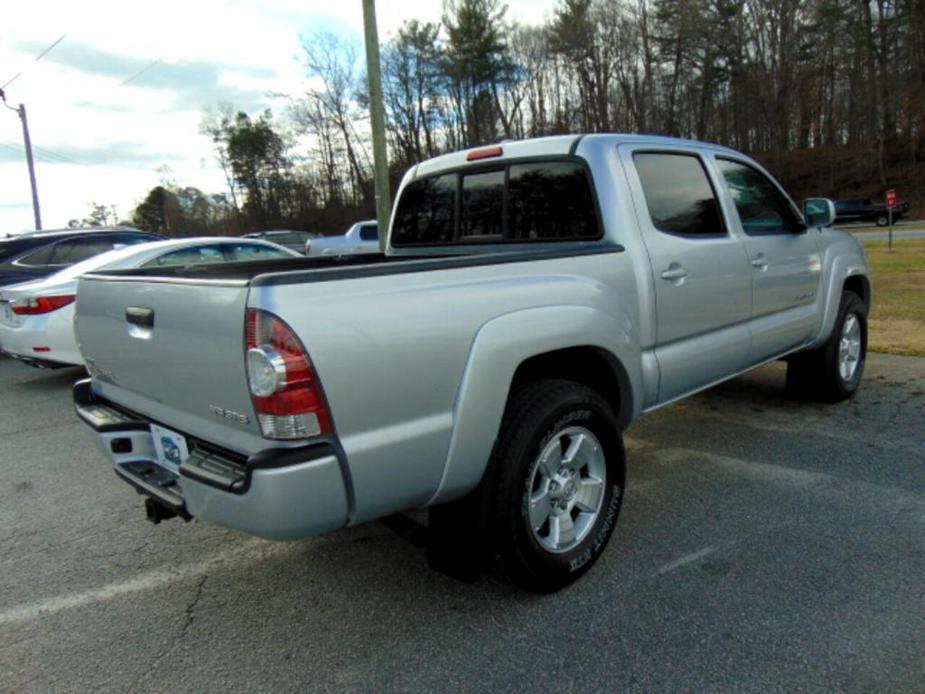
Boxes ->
[86,244,622,285]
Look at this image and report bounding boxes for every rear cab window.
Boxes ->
[391,159,600,247]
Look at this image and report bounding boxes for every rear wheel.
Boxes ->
[787,290,867,401]
[875,213,889,226]
[487,379,625,592]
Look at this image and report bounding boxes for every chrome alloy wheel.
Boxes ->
[527,426,606,554]
[838,313,862,382]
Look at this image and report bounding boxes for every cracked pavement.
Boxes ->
[0,352,924,692]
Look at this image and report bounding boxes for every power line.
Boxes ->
[1,139,86,166]
[120,58,162,87]
[1,32,69,90]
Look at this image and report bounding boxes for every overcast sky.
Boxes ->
[0,0,554,233]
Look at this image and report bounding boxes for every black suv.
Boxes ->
[0,227,163,288]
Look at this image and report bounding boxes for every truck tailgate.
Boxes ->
[75,275,263,453]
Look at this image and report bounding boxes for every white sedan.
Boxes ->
[0,237,298,368]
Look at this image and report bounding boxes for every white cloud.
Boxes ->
[0,0,555,232]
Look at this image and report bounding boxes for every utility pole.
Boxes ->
[361,0,390,252]
[1,89,42,230]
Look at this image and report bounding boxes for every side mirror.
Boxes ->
[803,198,835,227]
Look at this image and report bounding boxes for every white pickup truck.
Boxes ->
[304,220,379,257]
[73,135,870,591]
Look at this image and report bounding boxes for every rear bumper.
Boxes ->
[73,379,350,540]
[0,309,84,367]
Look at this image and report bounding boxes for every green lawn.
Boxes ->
[865,239,925,356]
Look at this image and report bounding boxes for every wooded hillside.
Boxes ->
[123,0,925,235]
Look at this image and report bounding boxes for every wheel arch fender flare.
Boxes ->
[810,254,870,349]
[426,304,641,507]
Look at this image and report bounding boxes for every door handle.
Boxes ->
[125,306,154,328]
[751,255,769,270]
[660,266,688,281]
[125,306,154,339]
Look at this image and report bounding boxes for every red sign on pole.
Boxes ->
[886,189,897,208]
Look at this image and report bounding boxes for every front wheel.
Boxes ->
[875,213,889,227]
[787,290,867,401]
[487,380,625,592]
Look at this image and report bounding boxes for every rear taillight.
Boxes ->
[11,295,76,315]
[245,308,333,440]
[304,241,311,255]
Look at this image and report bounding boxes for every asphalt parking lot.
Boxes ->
[1,353,924,692]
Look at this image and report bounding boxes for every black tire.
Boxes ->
[486,379,625,592]
[875,213,889,227]
[786,290,867,401]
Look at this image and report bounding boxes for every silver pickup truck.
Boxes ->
[73,135,870,591]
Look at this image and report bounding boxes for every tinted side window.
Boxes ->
[50,237,116,264]
[146,246,226,267]
[113,234,156,248]
[270,233,301,245]
[508,162,598,240]
[634,153,724,237]
[716,159,803,234]
[460,169,504,239]
[15,243,56,265]
[391,173,456,245]
[227,243,292,261]
[358,225,378,242]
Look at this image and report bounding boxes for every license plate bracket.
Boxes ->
[150,424,189,473]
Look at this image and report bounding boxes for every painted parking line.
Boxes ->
[0,539,289,627]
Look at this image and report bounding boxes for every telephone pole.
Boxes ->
[361,0,390,251]
[1,89,42,230]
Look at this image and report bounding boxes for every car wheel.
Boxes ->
[486,379,625,592]
[875,213,889,226]
[787,290,867,401]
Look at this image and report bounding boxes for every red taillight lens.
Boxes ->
[11,295,76,315]
[303,241,311,255]
[245,308,333,439]
[466,145,503,161]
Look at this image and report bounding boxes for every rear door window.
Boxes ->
[50,237,118,265]
[15,243,56,266]
[633,153,725,237]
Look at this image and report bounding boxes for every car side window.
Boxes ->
[15,243,56,266]
[716,158,803,235]
[358,225,378,242]
[146,246,226,267]
[50,237,116,265]
[227,243,292,261]
[113,234,154,247]
[633,152,725,237]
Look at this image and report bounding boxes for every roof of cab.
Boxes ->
[411,133,741,179]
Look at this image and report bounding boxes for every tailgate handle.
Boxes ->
[126,306,154,329]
